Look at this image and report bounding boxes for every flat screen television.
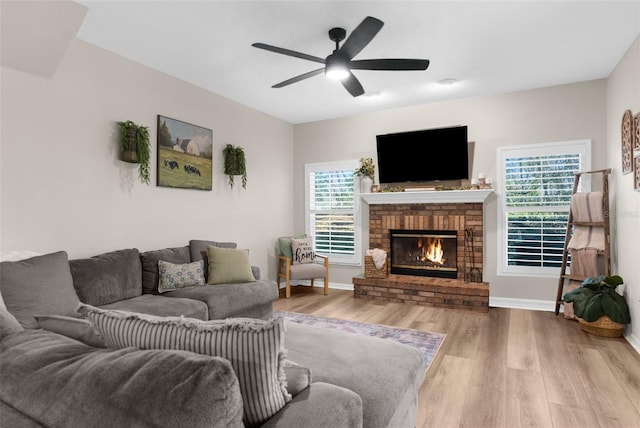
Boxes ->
[376,125,469,184]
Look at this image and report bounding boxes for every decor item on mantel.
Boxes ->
[563,275,630,337]
[355,157,375,193]
[118,120,151,185]
[223,144,247,189]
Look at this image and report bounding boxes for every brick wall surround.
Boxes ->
[354,201,490,312]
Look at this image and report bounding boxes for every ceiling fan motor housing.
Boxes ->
[328,27,347,44]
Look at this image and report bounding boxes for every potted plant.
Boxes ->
[355,157,375,193]
[563,275,631,337]
[118,120,151,185]
[223,144,247,189]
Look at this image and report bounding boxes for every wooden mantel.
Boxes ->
[360,189,493,205]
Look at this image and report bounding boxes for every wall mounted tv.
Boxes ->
[376,125,469,184]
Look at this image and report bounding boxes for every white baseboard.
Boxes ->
[279,281,354,291]
[625,332,640,355]
[489,297,558,312]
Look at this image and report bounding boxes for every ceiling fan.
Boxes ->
[252,16,430,97]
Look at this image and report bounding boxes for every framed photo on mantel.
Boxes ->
[157,115,213,190]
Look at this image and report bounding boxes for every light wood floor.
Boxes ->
[274,288,640,428]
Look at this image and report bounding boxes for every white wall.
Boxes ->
[294,80,608,303]
[606,35,640,349]
[0,39,295,280]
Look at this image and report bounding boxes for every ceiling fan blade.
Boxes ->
[341,72,365,97]
[272,68,325,88]
[350,58,430,71]
[340,16,384,60]
[252,43,325,64]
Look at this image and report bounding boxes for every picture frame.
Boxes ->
[621,109,632,174]
[157,115,213,190]
[634,112,640,153]
[635,155,640,191]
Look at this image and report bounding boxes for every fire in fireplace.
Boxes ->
[390,229,458,278]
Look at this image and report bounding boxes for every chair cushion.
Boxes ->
[69,249,142,306]
[289,263,326,280]
[0,251,81,329]
[140,247,191,295]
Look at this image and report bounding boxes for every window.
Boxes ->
[305,161,361,265]
[497,140,591,277]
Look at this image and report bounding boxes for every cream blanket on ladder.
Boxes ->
[567,191,605,251]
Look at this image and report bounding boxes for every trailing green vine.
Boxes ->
[223,144,247,189]
[118,120,151,185]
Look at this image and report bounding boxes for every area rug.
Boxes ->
[275,311,446,371]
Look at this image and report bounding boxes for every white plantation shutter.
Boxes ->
[498,140,591,276]
[305,161,361,265]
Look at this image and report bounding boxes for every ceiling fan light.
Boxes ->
[325,67,350,80]
[325,54,350,80]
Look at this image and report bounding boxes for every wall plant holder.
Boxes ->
[119,120,151,184]
[223,144,247,189]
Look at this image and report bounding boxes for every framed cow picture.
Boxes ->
[157,115,213,190]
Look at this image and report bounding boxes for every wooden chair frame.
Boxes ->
[277,254,329,299]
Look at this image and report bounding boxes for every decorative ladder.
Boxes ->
[554,168,612,316]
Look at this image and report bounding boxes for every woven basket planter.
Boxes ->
[577,316,624,338]
[364,255,387,279]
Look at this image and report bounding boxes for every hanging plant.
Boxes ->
[223,144,247,189]
[118,120,151,185]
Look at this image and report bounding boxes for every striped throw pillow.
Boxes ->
[78,304,290,427]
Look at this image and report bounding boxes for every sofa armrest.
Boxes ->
[260,382,362,428]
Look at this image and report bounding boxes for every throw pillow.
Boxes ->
[290,237,315,264]
[157,260,205,293]
[35,314,106,348]
[206,246,256,285]
[284,360,312,397]
[189,240,238,281]
[0,251,81,329]
[277,235,306,261]
[0,290,23,339]
[140,246,191,295]
[78,304,289,427]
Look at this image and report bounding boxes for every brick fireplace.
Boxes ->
[353,190,492,312]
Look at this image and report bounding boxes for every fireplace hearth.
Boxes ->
[390,229,457,279]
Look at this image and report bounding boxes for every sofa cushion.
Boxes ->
[0,291,23,339]
[97,294,209,321]
[35,314,106,348]
[140,246,191,295]
[207,246,256,285]
[1,330,244,428]
[163,279,277,320]
[69,249,142,306]
[158,260,206,293]
[79,305,289,427]
[284,321,426,428]
[0,251,80,329]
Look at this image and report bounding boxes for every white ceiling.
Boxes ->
[75,1,640,124]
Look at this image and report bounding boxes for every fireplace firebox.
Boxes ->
[390,229,458,278]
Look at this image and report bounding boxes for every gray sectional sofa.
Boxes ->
[0,240,427,428]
